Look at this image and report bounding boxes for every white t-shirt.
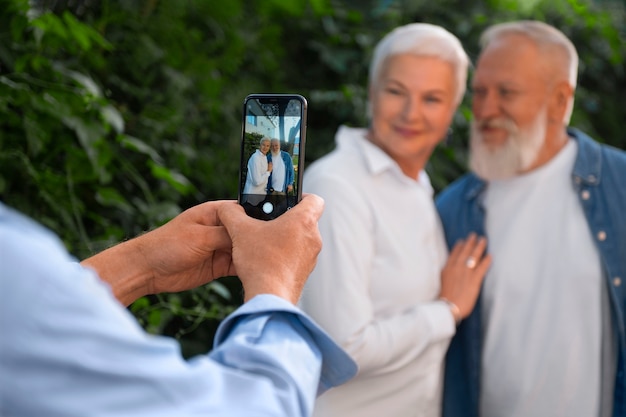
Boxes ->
[480,139,604,417]
[300,126,454,417]
[270,151,286,192]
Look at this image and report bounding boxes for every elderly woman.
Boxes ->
[300,23,491,417]
[242,137,272,205]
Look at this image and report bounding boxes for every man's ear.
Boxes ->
[548,81,574,124]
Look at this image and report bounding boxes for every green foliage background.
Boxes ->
[1,0,624,357]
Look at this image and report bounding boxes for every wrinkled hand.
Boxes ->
[439,233,492,319]
[218,193,324,304]
[133,201,238,295]
[82,201,236,305]
[84,195,324,306]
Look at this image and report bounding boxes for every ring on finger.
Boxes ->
[465,256,477,269]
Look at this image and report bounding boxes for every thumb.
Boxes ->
[217,201,251,236]
[283,193,324,222]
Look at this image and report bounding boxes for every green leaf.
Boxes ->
[101,105,125,134]
[53,63,102,97]
[31,12,69,42]
[309,0,333,15]
[118,134,163,163]
[148,309,162,327]
[130,297,150,312]
[95,187,134,213]
[149,161,193,195]
[22,112,49,156]
[142,202,182,225]
[62,11,92,51]
[61,116,108,180]
[208,281,232,300]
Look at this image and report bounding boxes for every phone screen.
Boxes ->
[238,94,307,220]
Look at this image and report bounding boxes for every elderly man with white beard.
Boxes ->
[437,21,626,417]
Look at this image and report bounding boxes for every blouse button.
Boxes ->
[581,190,590,200]
[614,277,622,287]
[597,231,607,241]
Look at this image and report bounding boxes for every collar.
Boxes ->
[335,125,433,192]
[336,126,397,176]
[569,127,602,186]
[460,174,487,202]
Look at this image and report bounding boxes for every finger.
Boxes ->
[275,193,324,225]
[471,252,492,281]
[182,200,236,227]
[191,225,232,251]
[469,236,488,260]
[299,193,325,217]
[455,233,478,265]
[217,201,252,236]
[211,249,237,278]
[464,236,488,269]
[448,237,466,261]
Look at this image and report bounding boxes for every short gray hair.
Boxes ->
[369,23,470,105]
[480,20,578,123]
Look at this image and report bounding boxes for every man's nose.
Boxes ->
[473,90,500,120]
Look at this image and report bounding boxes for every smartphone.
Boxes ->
[238,94,307,220]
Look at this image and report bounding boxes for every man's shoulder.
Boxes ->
[597,143,626,193]
[599,141,626,164]
[0,204,63,257]
[571,127,626,179]
[0,204,83,305]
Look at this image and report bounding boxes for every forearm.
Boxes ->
[9,260,354,417]
[81,237,150,306]
[347,302,455,376]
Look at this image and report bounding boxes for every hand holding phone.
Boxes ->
[238,94,307,220]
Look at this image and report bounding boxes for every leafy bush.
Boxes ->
[2,0,623,356]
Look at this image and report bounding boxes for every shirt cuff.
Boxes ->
[420,300,457,341]
[214,294,358,395]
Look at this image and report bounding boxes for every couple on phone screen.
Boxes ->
[243,137,295,219]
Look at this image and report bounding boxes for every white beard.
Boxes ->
[469,107,547,181]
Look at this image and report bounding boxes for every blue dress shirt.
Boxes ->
[0,203,357,417]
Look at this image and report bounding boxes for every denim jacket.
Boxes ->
[267,150,295,193]
[436,128,626,417]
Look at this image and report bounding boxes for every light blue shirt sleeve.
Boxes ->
[0,203,357,417]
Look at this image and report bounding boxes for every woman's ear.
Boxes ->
[366,84,375,120]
